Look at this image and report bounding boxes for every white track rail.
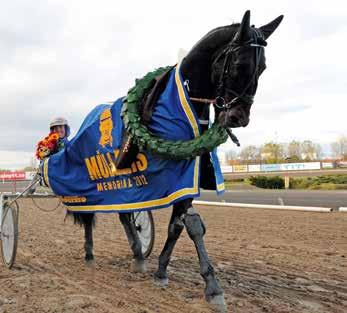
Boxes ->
[193,200,333,212]
[339,207,347,212]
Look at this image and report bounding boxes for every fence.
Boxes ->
[0,161,345,181]
[221,161,331,174]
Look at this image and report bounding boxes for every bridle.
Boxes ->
[190,28,266,110]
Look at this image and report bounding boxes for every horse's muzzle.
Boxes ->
[218,109,250,128]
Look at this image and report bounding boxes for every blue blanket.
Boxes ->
[42,65,224,213]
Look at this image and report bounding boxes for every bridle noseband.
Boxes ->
[214,28,266,110]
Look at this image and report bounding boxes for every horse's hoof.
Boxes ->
[131,259,147,273]
[85,258,95,267]
[154,274,169,287]
[208,294,227,313]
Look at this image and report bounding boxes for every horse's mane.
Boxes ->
[187,24,240,57]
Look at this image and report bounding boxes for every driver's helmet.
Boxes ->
[49,117,70,138]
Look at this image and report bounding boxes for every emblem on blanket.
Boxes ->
[42,65,224,213]
[99,108,113,148]
[84,150,148,187]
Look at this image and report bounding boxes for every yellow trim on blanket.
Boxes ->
[216,182,225,192]
[67,184,199,212]
[67,162,201,212]
[175,63,200,138]
[67,156,200,212]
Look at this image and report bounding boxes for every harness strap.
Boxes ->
[198,119,209,125]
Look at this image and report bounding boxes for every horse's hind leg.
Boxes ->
[183,205,226,312]
[119,213,146,273]
[80,213,95,265]
[153,200,187,286]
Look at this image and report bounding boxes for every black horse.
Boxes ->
[77,11,283,312]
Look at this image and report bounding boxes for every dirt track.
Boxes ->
[1,198,346,313]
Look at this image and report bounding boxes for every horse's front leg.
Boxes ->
[183,205,226,312]
[119,213,146,273]
[80,213,95,265]
[154,200,187,286]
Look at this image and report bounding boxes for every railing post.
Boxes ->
[284,175,290,189]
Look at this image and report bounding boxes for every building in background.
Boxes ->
[301,152,317,160]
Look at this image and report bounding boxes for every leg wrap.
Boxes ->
[183,207,223,300]
[168,217,184,240]
[183,207,206,239]
[119,213,144,260]
[154,207,186,282]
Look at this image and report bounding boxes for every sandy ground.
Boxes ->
[0,198,346,313]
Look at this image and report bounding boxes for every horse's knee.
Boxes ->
[168,217,184,240]
[131,238,142,252]
[183,207,206,239]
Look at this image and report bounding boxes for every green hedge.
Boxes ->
[247,175,347,190]
[290,175,347,189]
[249,176,284,189]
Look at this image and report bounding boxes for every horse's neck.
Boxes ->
[180,62,212,122]
[181,61,214,99]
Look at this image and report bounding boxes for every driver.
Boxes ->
[36,117,71,160]
[29,117,71,194]
[49,117,71,152]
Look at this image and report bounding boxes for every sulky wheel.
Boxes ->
[1,201,19,269]
[132,211,155,258]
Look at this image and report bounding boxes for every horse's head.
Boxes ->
[212,11,283,128]
[181,10,283,129]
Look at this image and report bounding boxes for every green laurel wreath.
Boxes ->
[121,66,228,160]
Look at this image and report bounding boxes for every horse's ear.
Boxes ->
[233,10,251,43]
[259,15,284,40]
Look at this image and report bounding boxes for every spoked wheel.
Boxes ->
[1,201,19,269]
[132,211,155,258]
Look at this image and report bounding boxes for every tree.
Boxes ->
[239,145,259,163]
[285,155,301,163]
[301,140,317,161]
[315,143,323,160]
[287,140,302,160]
[261,142,284,163]
[331,136,347,159]
[225,149,237,161]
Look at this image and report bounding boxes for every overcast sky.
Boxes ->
[1,0,346,169]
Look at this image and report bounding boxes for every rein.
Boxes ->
[190,97,216,105]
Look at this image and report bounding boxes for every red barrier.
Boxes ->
[0,171,26,181]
